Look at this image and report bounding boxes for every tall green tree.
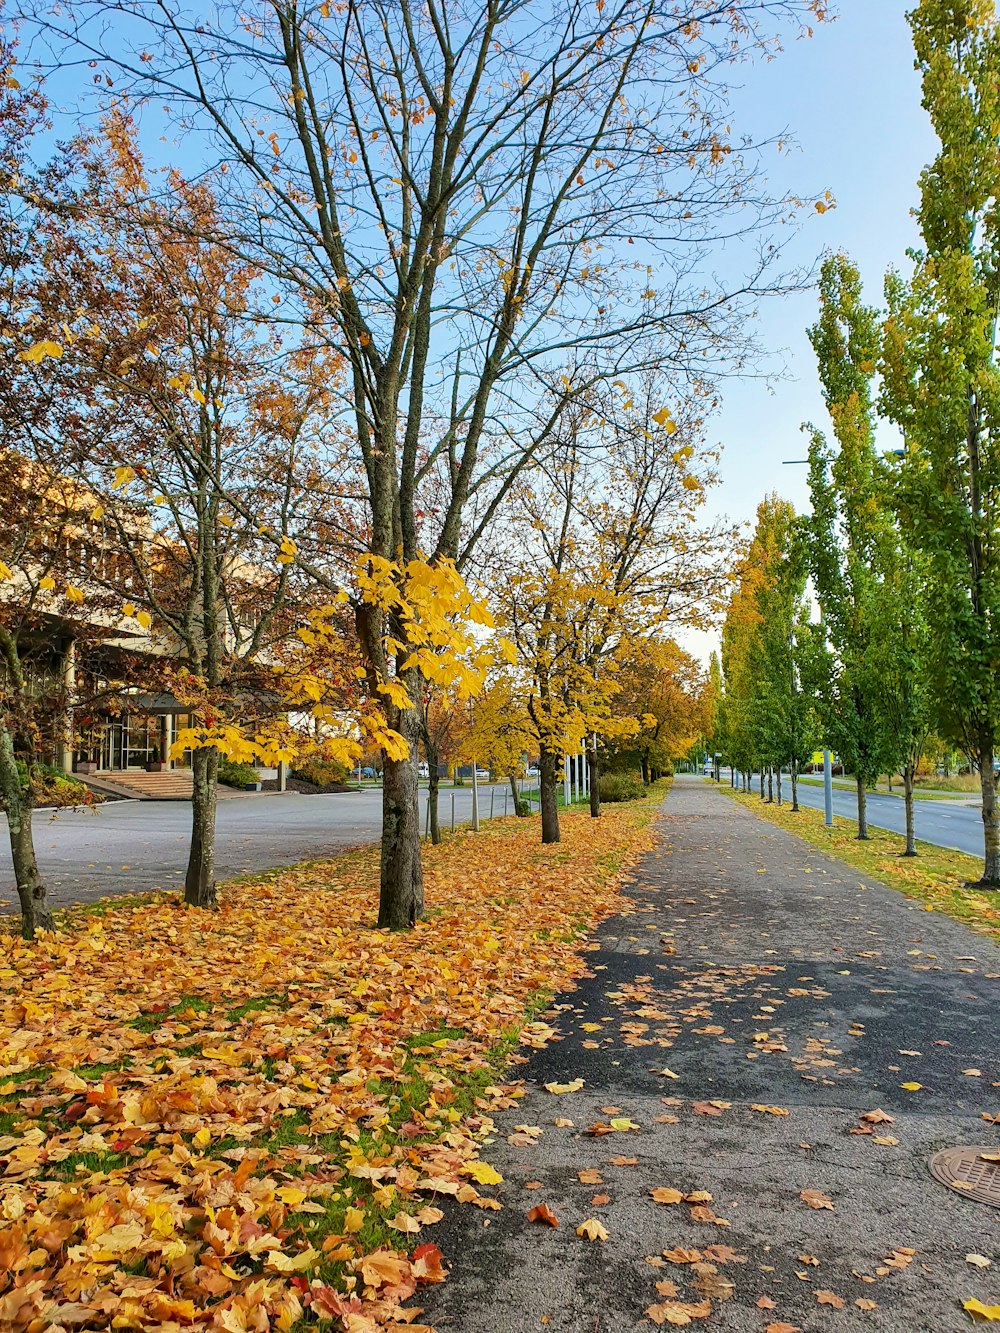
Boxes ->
[805,253,896,838]
[719,494,813,800]
[880,0,1000,885]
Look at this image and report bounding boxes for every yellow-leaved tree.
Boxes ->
[486,378,733,841]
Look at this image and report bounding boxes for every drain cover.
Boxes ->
[928,1146,1000,1207]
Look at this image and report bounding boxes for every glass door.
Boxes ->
[101,720,125,771]
[124,717,155,769]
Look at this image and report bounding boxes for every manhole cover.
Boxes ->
[928,1146,1000,1207]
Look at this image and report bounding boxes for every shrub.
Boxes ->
[6,760,98,809]
[598,772,645,803]
[216,757,260,788]
[291,757,349,787]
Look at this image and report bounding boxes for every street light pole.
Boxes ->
[823,748,834,827]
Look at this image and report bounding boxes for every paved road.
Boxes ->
[425,776,1000,1332]
[739,770,988,859]
[0,783,516,910]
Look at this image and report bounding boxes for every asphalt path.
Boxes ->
[739,771,987,859]
[424,775,1000,1332]
[0,783,515,911]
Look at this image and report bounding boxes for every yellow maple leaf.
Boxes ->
[576,1217,608,1242]
[18,339,62,363]
[461,1160,503,1186]
[964,1298,1000,1321]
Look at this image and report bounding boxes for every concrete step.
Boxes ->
[84,770,194,801]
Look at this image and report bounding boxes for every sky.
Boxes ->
[677,0,939,662]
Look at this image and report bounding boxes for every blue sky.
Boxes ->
[704,1,937,531]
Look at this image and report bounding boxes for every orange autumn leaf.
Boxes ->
[526,1202,559,1227]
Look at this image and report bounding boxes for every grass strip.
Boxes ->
[0,782,666,1331]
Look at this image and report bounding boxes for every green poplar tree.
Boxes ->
[880,0,1000,885]
[805,253,895,838]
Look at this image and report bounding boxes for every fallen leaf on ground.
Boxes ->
[799,1189,834,1210]
[526,1203,558,1227]
[462,1160,503,1186]
[855,1298,878,1311]
[544,1078,584,1094]
[765,1324,801,1333]
[576,1217,608,1242]
[608,1155,637,1166]
[751,1104,789,1116]
[755,1295,777,1310]
[900,1081,923,1091]
[578,1169,603,1185]
[662,1247,702,1264]
[650,1187,684,1205]
[816,1290,845,1309]
[646,1299,712,1325]
[861,1108,894,1124]
[964,1298,1000,1321]
[967,1255,993,1269]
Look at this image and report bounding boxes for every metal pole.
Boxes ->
[563,755,571,806]
[823,749,834,827]
[472,762,480,831]
[451,792,455,832]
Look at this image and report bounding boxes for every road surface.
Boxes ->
[425,777,1000,1333]
[0,783,516,911]
[740,771,986,858]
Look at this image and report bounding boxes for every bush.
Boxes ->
[216,758,260,788]
[598,772,645,803]
[291,757,349,787]
[6,760,98,810]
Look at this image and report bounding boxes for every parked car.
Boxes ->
[418,762,429,778]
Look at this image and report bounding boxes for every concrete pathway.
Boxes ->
[424,776,1000,1333]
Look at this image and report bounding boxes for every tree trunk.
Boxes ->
[508,771,527,817]
[903,763,917,857]
[379,711,424,927]
[0,727,53,940]
[776,766,782,806]
[588,742,600,818]
[427,754,441,844]
[640,753,650,785]
[978,741,1000,887]
[185,746,219,907]
[855,774,869,840]
[759,766,765,800]
[767,768,773,803]
[791,761,799,812]
[539,745,560,844]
